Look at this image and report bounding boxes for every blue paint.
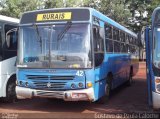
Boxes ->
[17,8,139,101]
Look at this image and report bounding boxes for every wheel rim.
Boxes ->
[105,83,110,97]
[129,75,133,84]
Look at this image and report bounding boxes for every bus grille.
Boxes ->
[27,75,74,80]
[36,90,64,98]
[33,81,66,90]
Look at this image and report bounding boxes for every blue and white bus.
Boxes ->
[0,15,19,102]
[145,7,160,109]
[16,8,139,102]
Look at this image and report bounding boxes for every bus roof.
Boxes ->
[20,7,137,38]
[0,15,19,23]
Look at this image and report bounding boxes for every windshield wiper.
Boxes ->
[57,21,72,41]
[33,24,43,52]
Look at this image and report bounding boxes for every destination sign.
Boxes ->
[20,9,90,24]
[36,12,72,21]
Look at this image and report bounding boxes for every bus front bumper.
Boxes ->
[152,91,160,109]
[16,86,95,101]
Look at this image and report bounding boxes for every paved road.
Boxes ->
[0,62,159,118]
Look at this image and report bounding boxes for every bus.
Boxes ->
[145,7,160,109]
[16,8,139,102]
[0,15,19,102]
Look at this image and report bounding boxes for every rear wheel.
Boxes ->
[127,69,133,86]
[1,79,17,103]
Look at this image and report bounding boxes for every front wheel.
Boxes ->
[97,76,112,104]
[1,80,17,103]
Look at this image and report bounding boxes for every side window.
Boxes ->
[105,24,112,39]
[126,44,130,53]
[114,41,120,53]
[5,24,18,50]
[113,28,116,40]
[93,26,104,67]
[122,32,125,42]
[120,31,123,42]
[121,43,126,53]
[105,24,113,52]
[117,30,120,41]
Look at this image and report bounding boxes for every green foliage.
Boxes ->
[0,0,160,32]
[98,0,131,26]
[0,0,43,18]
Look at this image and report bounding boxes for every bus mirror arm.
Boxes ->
[6,28,18,41]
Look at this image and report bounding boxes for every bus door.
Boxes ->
[93,18,106,99]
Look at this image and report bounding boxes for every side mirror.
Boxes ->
[6,28,18,48]
[6,28,18,39]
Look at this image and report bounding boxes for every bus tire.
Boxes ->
[97,75,112,104]
[2,79,17,103]
[127,69,133,86]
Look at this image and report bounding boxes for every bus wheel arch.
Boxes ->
[2,74,17,103]
[105,72,113,97]
[97,72,113,104]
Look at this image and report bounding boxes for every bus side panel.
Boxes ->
[93,54,116,100]
[109,54,131,89]
[0,56,16,97]
[93,53,130,100]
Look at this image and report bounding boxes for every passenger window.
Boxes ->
[114,41,120,53]
[105,24,113,52]
[121,43,126,53]
[113,28,119,41]
[106,40,113,52]
[122,33,125,42]
[105,24,112,39]
[126,44,130,53]
[126,35,129,44]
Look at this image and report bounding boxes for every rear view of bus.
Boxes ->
[0,15,19,102]
[145,7,160,109]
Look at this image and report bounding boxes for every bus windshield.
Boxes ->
[18,23,92,68]
[153,27,160,68]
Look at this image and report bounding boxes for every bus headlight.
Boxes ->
[25,82,29,87]
[155,77,160,92]
[19,81,23,86]
[78,82,83,88]
[71,83,76,89]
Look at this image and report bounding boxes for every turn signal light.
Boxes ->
[87,82,92,88]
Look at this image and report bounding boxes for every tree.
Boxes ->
[0,0,43,18]
[146,0,160,22]
[44,0,64,8]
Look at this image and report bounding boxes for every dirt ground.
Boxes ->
[0,62,159,119]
